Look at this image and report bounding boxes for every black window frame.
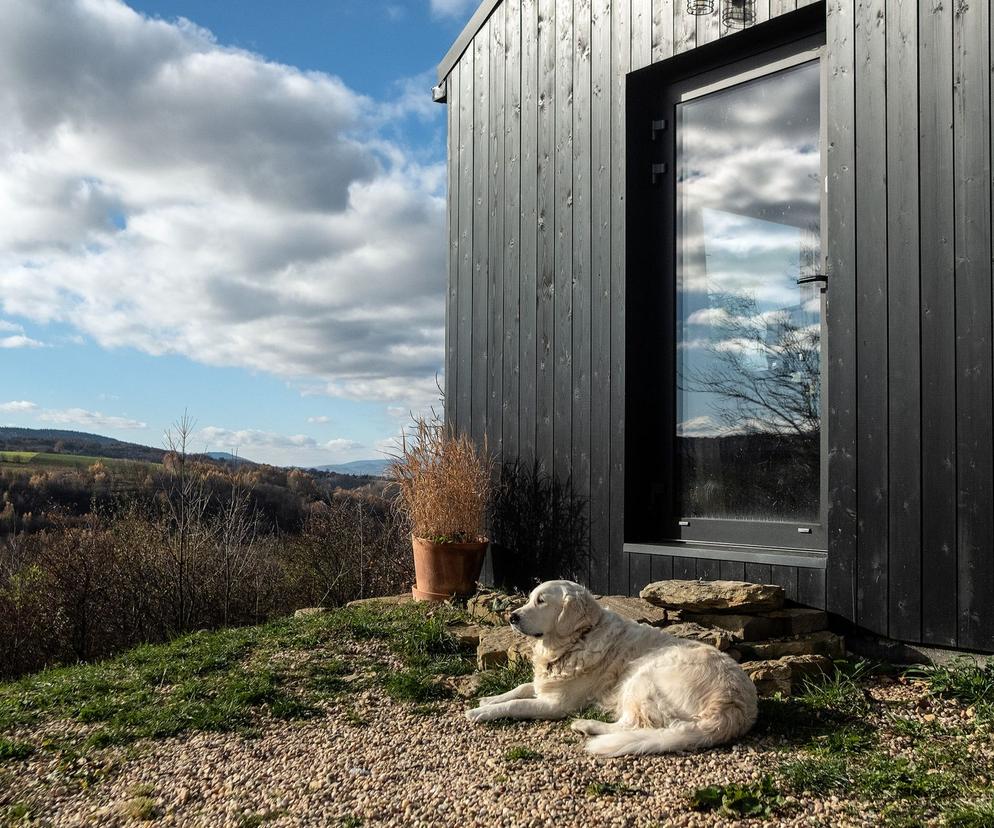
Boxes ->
[625,4,828,561]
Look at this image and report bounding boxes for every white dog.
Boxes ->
[465,580,758,756]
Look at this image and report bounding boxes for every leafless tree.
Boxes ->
[681,290,821,440]
[163,412,210,632]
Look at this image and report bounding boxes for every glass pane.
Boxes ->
[675,59,821,523]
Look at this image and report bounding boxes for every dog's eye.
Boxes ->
[535,596,544,605]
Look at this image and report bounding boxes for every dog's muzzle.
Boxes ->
[509,611,541,638]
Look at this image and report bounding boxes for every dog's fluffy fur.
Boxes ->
[465,580,758,756]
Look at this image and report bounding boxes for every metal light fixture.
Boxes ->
[722,0,756,28]
[687,0,715,15]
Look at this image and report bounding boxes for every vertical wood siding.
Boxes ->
[443,0,994,651]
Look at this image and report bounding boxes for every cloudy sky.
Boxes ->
[0,0,478,466]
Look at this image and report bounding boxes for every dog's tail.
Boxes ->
[583,722,711,756]
[584,704,753,757]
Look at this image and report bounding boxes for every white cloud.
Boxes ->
[38,407,146,429]
[0,320,24,333]
[324,438,362,452]
[197,427,317,451]
[430,0,477,18]
[307,415,331,424]
[0,334,44,348]
[0,400,38,413]
[0,0,446,410]
[195,425,369,465]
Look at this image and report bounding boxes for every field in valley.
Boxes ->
[0,451,160,472]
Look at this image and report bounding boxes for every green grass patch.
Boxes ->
[943,797,994,828]
[380,669,451,703]
[691,777,784,819]
[585,780,632,798]
[0,622,320,752]
[2,801,34,825]
[0,738,34,762]
[475,662,533,699]
[120,796,157,821]
[756,660,877,747]
[504,745,542,761]
[911,658,994,724]
[0,601,475,759]
[0,451,160,472]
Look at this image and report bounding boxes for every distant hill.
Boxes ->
[204,451,256,467]
[0,427,387,478]
[312,459,391,478]
[0,427,166,464]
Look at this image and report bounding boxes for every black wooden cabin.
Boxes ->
[435,0,994,654]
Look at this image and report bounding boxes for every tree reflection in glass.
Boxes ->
[675,59,821,523]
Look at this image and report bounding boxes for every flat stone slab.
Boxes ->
[344,594,412,609]
[739,630,845,661]
[682,612,779,642]
[640,580,784,613]
[780,653,834,681]
[684,607,829,641]
[741,654,833,697]
[447,674,483,699]
[467,591,525,626]
[742,660,792,697]
[476,626,535,670]
[446,623,482,649]
[596,595,669,627]
[663,622,734,652]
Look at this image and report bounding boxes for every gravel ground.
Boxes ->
[2,636,989,828]
[8,701,853,828]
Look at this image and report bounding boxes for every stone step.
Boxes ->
[663,622,735,652]
[640,580,785,613]
[683,607,829,642]
[738,630,846,661]
[742,654,833,697]
[596,595,669,627]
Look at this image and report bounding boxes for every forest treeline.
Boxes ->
[0,436,410,679]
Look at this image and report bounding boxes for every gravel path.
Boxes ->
[3,628,988,828]
[12,693,858,828]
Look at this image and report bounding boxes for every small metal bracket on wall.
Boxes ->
[651,163,668,184]
[651,119,668,140]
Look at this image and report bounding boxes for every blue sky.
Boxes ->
[0,0,476,466]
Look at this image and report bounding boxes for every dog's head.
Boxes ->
[509,580,601,642]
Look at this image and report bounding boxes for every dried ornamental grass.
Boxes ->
[389,419,492,542]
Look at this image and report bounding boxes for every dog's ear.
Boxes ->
[556,585,598,637]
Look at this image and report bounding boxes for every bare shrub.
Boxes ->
[283,494,413,607]
[388,417,492,541]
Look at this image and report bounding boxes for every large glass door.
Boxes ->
[670,49,826,550]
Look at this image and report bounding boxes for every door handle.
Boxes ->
[797,273,828,289]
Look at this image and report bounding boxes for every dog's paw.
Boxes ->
[464,706,488,723]
[477,695,501,707]
[570,718,610,736]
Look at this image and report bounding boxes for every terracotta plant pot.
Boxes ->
[411,535,488,602]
